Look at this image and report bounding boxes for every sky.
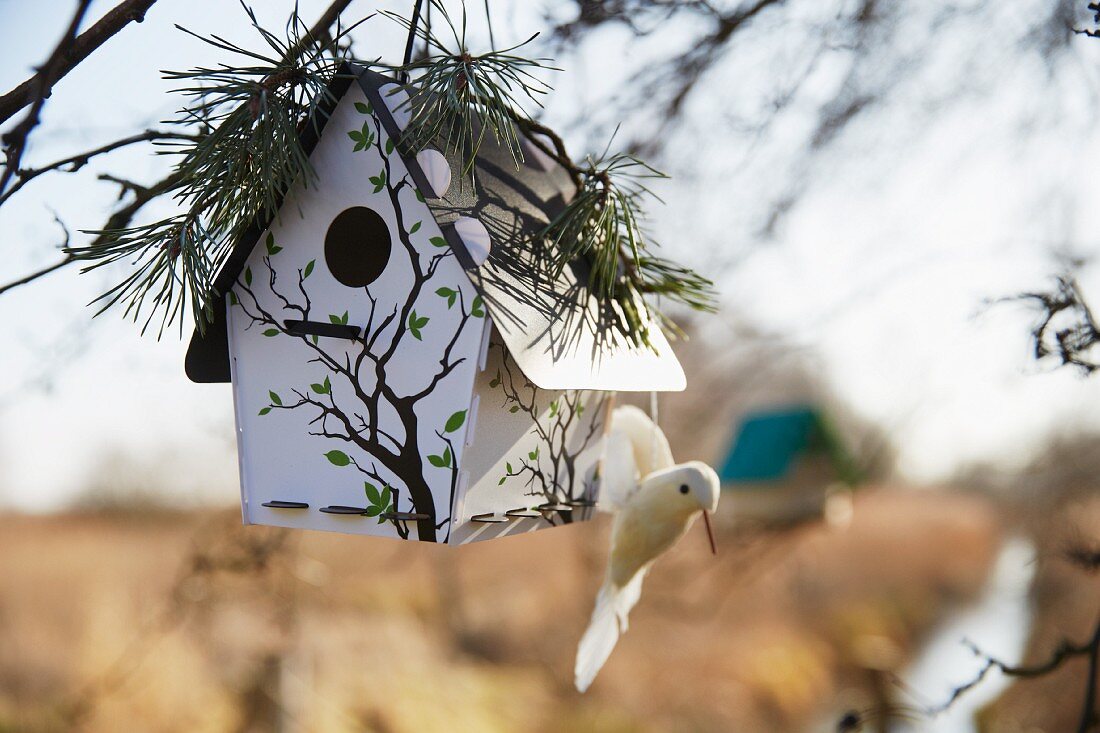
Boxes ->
[1,0,1100,511]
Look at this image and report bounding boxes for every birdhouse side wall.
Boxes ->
[449,334,608,544]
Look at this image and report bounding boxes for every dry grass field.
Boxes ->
[0,488,1002,733]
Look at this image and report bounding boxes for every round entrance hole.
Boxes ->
[324,206,391,288]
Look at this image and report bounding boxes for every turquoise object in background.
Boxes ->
[718,406,861,487]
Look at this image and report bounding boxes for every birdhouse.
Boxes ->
[184,67,686,544]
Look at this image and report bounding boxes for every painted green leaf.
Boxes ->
[258,407,271,416]
[436,287,457,309]
[506,462,513,473]
[415,189,425,203]
[324,376,331,392]
[325,450,350,467]
[489,375,500,388]
[498,476,507,485]
[365,505,382,517]
[228,290,239,306]
[429,236,448,248]
[262,328,279,337]
[576,404,585,415]
[410,221,422,234]
[303,259,315,279]
[444,410,466,433]
[509,405,519,413]
[364,482,381,505]
[380,485,391,507]
[311,334,319,345]
[528,447,539,461]
[427,448,452,468]
[408,310,427,339]
[354,101,372,114]
[264,232,282,255]
[549,401,558,417]
[268,391,282,406]
[348,130,361,142]
[470,295,485,318]
[244,267,252,286]
[329,314,341,325]
[310,381,328,395]
[385,137,395,155]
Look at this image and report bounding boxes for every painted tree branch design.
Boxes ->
[232,98,484,542]
[490,342,606,523]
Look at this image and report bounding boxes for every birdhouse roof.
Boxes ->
[185,65,685,391]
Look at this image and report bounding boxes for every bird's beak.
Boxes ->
[702,511,717,556]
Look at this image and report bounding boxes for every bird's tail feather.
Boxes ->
[574,572,646,692]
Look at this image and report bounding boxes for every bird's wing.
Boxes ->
[597,431,638,512]
[597,406,676,512]
[611,405,675,477]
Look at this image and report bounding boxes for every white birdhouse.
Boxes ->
[185,67,687,544]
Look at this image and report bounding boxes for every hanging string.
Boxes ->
[483,0,496,50]
[400,0,425,84]
[424,0,432,59]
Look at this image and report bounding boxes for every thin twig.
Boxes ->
[929,616,1100,728]
[0,0,358,300]
[0,0,160,125]
[295,0,358,57]
[0,0,94,198]
[0,170,182,297]
[0,129,197,208]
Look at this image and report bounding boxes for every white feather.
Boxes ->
[574,570,647,693]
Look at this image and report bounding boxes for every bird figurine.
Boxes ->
[574,405,721,693]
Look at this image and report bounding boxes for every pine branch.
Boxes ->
[0,0,359,304]
[539,143,717,348]
[382,0,557,176]
[66,2,364,335]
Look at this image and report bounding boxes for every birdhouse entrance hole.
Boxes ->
[324,206,391,288]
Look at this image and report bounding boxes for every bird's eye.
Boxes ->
[679,484,690,495]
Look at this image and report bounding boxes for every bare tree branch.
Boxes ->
[930,615,1100,733]
[0,170,183,297]
[0,0,160,125]
[0,0,95,198]
[0,0,361,298]
[0,129,197,208]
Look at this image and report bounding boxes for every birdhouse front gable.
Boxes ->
[225,78,490,543]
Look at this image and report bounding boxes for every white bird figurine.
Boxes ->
[574,405,721,693]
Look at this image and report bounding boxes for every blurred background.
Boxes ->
[3,1,1100,731]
